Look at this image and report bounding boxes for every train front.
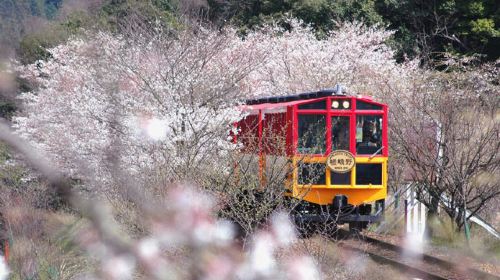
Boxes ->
[291,94,388,229]
[238,89,388,231]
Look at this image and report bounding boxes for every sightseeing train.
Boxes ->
[235,86,388,232]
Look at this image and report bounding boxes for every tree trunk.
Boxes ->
[454,208,464,232]
[424,195,439,238]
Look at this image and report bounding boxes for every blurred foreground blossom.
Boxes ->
[151,185,235,246]
[66,184,320,279]
[247,232,276,277]
[285,256,320,280]
[101,254,136,280]
[238,212,318,280]
[123,186,319,279]
[270,213,297,246]
[240,213,298,277]
[0,256,8,280]
[0,121,322,279]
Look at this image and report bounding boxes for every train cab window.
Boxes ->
[298,163,326,185]
[331,116,350,150]
[356,100,382,110]
[298,114,326,154]
[356,115,383,155]
[299,100,327,110]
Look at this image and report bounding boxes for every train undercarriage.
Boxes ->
[291,196,385,236]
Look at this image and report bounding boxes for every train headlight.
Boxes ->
[332,101,340,109]
[342,101,350,109]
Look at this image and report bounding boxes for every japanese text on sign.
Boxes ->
[327,150,355,173]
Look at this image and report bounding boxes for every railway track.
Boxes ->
[335,229,500,280]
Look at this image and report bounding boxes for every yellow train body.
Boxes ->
[289,156,388,206]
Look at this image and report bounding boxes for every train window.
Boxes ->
[298,163,326,185]
[331,116,350,150]
[356,163,382,185]
[299,100,327,110]
[331,171,351,185]
[356,100,382,110]
[356,115,383,155]
[298,114,326,154]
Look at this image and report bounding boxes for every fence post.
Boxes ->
[404,199,408,233]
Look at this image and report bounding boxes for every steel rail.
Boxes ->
[336,229,500,280]
[338,242,447,280]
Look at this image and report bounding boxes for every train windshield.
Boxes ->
[297,113,384,156]
[356,115,383,155]
[331,116,350,150]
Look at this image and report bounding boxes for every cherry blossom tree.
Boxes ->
[14,26,269,196]
[14,21,419,193]
[389,60,500,231]
[242,21,419,99]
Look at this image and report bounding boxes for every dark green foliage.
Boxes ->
[1,0,499,64]
[0,0,68,63]
[376,0,500,62]
[208,0,384,36]
[207,0,499,62]
[16,17,89,64]
[0,99,15,120]
[96,0,180,33]
[18,32,54,64]
[1,0,181,64]
[44,0,63,19]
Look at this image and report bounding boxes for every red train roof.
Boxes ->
[239,99,305,112]
[240,95,385,114]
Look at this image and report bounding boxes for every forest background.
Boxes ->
[0,0,499,117]
[0,0,499,115]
